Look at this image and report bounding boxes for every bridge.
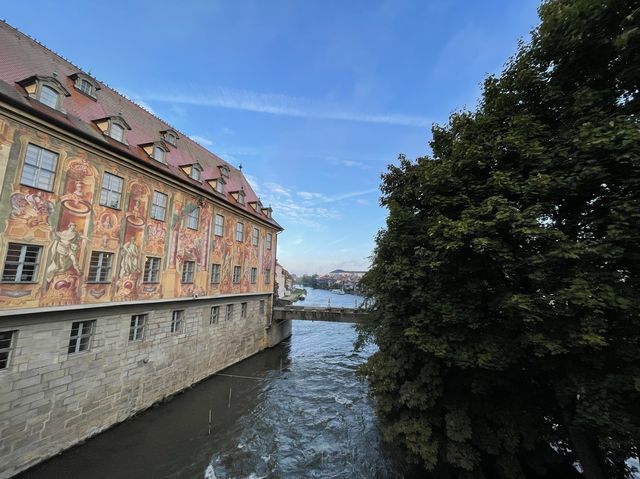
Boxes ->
[272,305,369,323]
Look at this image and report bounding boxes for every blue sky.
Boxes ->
[3,0,540,275]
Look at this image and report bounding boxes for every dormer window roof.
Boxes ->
[17,75,70,112]
[161,129,179,146]
[94,115,131,144]
[69,73,100,100]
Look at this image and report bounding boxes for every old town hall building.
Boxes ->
[0,20,287,478]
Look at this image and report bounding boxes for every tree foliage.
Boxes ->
[359,1,640,477]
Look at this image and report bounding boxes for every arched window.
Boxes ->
[153,146,165,162]
[39,85,60,109]
[191,164,202,181]
[78,79,93,95]
[110,122,125,142]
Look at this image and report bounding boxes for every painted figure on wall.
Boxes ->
[45,222,83,284]
[120,236,139,278]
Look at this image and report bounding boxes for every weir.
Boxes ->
[273,305,369,323]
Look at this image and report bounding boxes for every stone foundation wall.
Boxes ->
[0,294,276,478]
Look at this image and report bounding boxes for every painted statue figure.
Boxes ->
[120,236,139,278]
[45,223,83,283]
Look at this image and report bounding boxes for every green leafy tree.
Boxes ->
[359,1,640,478]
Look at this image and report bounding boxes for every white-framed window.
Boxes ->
[237,190,245,205]
[235,222,244,242]
[182,261,195,283]
[232,265,241,284]
[252,227,259,246]
[68,321,95,354]
[264,268,271,285]
[153,146,165,163]
[214,214,224,236]
[0,330,17,369]
[143,257,161,283]
[259,300,265,314]
[215,179,224,194]
[151,191,168,221]
[225,304,233,321]
[78,78,93,96]
[250,267,257,284]
[241,302,247,318]
[2,243,41,283]
[129,314,146,341]
[186,207,199,230]
[266,233,273,250]
[210,306,219,325]
[21,143,58,191]
[164,131,177,146]
[88,251,113,283]
[191,164,202,181]
[72,74,98,98]
[171,310,184,333]
[109,122,125,142]
[39,85,60,109]
[99,172,124,209]
[210,263,221,284]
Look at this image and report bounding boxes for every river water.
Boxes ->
[18,288,405,479]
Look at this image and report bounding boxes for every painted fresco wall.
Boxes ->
[0,115,277,310]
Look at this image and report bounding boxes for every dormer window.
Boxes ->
[153,146,165,162]
[69,73,99,100]
[78,79,92,95]
[110,123,125,142]
[191,164,202,181]
[162,130,179,146]
[219,165,230,178]
[18,75,70,112]
[238,188,245,205]
[94,116,131,144]
[140,141,168,163]
[39,85,59,109]
[215,178,224,194]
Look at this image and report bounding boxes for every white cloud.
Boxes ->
[341,159,366,168]
[264,182,291,198]
[142,86,431,128]
[189,135,214,147]
[319,188,378,204]
[298,191,326,201]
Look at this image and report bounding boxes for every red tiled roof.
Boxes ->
[0,20,281,230]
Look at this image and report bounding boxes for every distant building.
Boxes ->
[317,269,367,292]
[275,261,293,299]
[0,20,287,478]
